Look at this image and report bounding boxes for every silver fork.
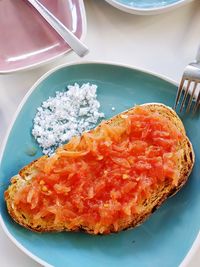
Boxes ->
[174,46,200,114]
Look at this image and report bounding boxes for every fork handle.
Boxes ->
[196,45,200,63]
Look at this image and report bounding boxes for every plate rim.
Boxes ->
[0,60,199,267]
[104,0,194,15]
[0,0,87,75]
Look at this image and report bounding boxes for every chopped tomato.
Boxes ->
[15,106,183,233]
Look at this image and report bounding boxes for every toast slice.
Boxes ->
[4,103,194,234]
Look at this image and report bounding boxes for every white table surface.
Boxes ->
[0,0,200,266]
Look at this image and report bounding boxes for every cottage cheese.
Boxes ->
[32,83,104,155]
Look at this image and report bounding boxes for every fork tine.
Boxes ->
[186,82,197,113]
[193,87,200,114]
[174,77,185,109]
[180,80,191,112]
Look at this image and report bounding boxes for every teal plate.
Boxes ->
[0,62,199,267]
[105,0,193,14]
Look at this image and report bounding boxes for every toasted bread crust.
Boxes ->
[4,103,195,234]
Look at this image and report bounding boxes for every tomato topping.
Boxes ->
[14,107,183,233]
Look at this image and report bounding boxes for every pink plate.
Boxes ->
[0,0,86,73]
